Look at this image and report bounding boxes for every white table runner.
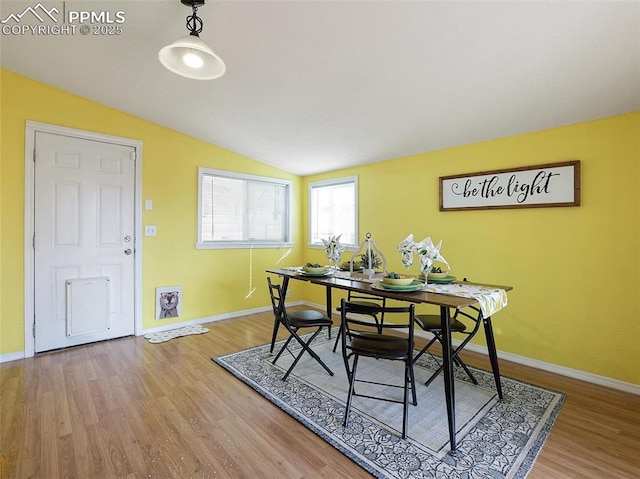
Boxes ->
[423,283,508,317]
[285,267,508,317]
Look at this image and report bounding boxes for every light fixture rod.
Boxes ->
[186,5,203,37]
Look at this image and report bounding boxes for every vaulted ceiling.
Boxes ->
[2,1,639,175]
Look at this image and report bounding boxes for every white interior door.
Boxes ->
[34,132,136,352]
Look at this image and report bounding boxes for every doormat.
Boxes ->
[144,325,209,344]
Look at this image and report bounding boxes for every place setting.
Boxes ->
[372,272,424,292]
[297,262,334,277]
[367,234,457,292]
[418,267,457,284]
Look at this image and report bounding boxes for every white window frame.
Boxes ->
[197,167,294,249]
[307,176,358,249]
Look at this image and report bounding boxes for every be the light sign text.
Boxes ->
[439,161,580,211]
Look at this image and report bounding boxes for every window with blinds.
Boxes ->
[308,176,358,247]
[197,168,293,249]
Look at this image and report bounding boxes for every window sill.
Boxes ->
[307,243,359,252]
[196,242,294,250]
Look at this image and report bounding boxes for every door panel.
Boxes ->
[34,132,136,352]
[53,181,81,245]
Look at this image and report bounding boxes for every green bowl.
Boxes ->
[381,274,415,286]
[341,261,363,270]
[427,271,449,279]
[303,265,328,274]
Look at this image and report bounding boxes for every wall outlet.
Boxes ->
[145,225,157,236]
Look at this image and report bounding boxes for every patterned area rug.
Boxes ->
[144,325,209,343]
[213,330,564,479]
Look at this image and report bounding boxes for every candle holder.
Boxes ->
[349,232,387,279]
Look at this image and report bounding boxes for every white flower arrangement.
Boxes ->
[396,234,450,274]
[321,234,345,266]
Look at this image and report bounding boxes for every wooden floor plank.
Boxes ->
[0,307,638,478]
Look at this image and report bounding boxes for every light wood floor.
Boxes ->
[1,307,639,478]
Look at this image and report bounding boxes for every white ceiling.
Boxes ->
[1,1,639,176]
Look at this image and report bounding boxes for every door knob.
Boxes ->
[124,249,133,255]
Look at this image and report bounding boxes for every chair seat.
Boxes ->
[288,310,332,328]
[350,334,411,360]
[415,314,467,333]
[289,309,328,321]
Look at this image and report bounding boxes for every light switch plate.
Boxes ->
[145,200,153,210]
[145,225,157,236]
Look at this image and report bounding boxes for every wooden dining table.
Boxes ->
[266,267,513,452]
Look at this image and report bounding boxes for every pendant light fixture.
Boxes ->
[158,0,226,80]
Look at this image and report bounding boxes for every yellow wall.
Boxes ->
[2,68,639,385]
[303,112,640,385]
[0,69,304,354]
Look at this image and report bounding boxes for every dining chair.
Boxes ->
[269,278,333,353]
[412,305,482,387]
[267,277,334,381]
[340,299,416,439]
[332,291,386,352]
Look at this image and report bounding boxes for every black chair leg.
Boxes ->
[332,325,342,353]
[343,354,359,428]
[279,328,334,381]
[456,357,478,385]
[415,331,478,386]
[412,336,438,364]
[424,352,477,386]
[295,329,334,377]
[403,363,410,439]
[270,318,281,353]
[272,334,295,364]
[409,361,417,406]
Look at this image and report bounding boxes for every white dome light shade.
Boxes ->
[158,34,226,80]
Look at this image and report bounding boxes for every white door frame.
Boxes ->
[24,121,143,358]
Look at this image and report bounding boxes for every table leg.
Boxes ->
[325,285,333,339]
[483,316,503,400]
[440,305,456,452]
[281,276,290,295]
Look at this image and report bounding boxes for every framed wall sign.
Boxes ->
[439,160,580,211]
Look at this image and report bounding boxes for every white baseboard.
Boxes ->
[0,351,26,363]
[304,300,640,396]
[0,302,305,364]
[462,342,640,395]
[140,303,286,335]
[140,301,305,336]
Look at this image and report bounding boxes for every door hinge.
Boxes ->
[33,148,36,162]
[130,150,136,161]
[32,320,36,338]
[33,234,36,249]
